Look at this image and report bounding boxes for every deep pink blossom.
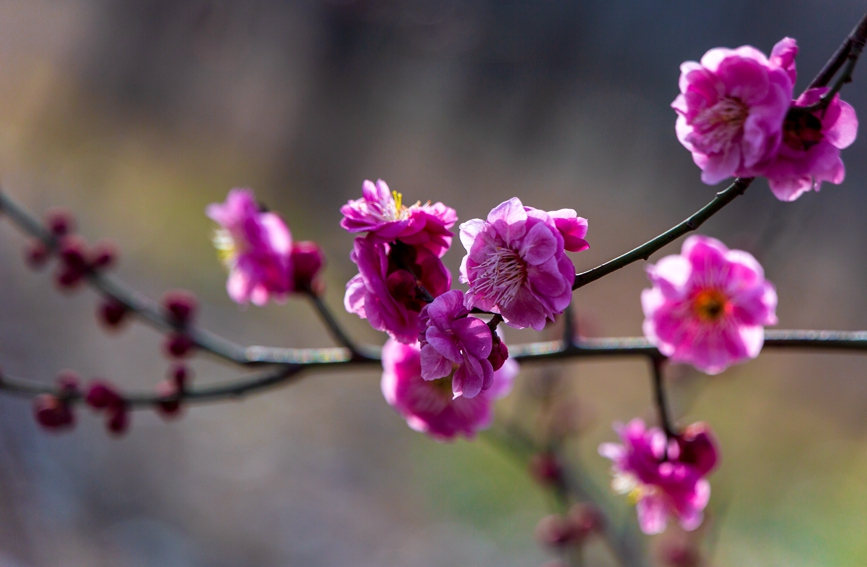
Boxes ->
[380,339,517,441]
[344,237,450,343]
[673,38,794,184]
[641,235,777,375]
[207,189,293,305]
[599,419,719,534]
[340,179,458,257]
[418,290,494,399]
[460,198,586,330]
[749,88,858,201]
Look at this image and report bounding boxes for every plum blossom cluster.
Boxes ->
[599,419,719,534]
[674,37,858,201]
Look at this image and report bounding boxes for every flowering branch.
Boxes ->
[650,357,675,440]
[801,10,867,107]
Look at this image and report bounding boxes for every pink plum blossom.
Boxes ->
[459,198,587,331]
[207,188,293,305]
[344,237,450,344]
[418,290,494,399]
[748,88,858,201]
[599,419,719,534]
[340,179,458,257]
[641,235,777,374]
[672,38,795,184]
[380,338,518,441]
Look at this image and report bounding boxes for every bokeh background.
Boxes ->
[0,1,866,565]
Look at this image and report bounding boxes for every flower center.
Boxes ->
[611,471,658,505]
[782,108,825,151]
[212,228,240,268]
[473,247,527,306]
[691,96,749,153]
[692,289,729,322]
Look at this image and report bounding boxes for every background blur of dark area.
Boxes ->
[0,0,866,565]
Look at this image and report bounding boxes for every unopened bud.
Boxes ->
[162,290,197,326]
[89,240,117,270]
[164,333,195,359]
[106,404,130,436]
[155,379,183,418]
[291,241,325,293]
[45,208,75,237]
[488,334,509,371]
[33,394,75,431]
[98,298,129,329]
[24,240,50,270]
[56,370,81,398]
[85,380,123,410]
[529,452,563,486]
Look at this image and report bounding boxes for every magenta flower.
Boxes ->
[599,419,719,534]
[460,198,587,331]
[672,38,794,184]
[750,88,858,201]
[207,189,293,305]
[381,339,518,441]
[344,236,450,344]
[418,290,494,399]
[641,235,777,374]
[340,179,458,257]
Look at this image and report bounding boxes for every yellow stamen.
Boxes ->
[392,191,403,212]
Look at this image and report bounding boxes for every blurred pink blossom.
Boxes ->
[207,188,293,305]
[340,179,457,257]
[599,419,718,534]
[418,290,494,399]
[641,235,777,374]
[380,339,517,441]
[460,197,586,330]
[672,38,794,184]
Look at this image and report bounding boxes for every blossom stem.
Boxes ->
[572,178,754,290]
[306,292,364,359]
[650,356,676,441]
[801,10,867,110]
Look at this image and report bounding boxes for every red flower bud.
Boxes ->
[155,379,183,418]
[169,363,190,391]
[529,452,563,486]
[89,240,117,270]
[85,380,123,410]
[164,333,194,359]
[488,333,509,371]
[45,208,75,237]
[162,290,197,326]
[98,298,129,329]
[24,240,50,270]
[56,370,81,397]
[291,241,325,293]
[106,404,130,436]
[33,394,75,431]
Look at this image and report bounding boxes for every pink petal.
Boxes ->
[451,317,493,359]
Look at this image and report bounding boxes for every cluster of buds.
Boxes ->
[161,290,198,359]
[535,503,604,550]
[84,380,129,435]
[155,363,189,419]
[32,370,80,431]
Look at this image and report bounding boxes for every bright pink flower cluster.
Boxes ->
[418,289,496,399]
[459,197,588,330]
[381,338,517,441]
[599,419,719,534]
[674,37,858,200]
[207,189,325,305]
[343,180,457,343]
[642,235,777,375]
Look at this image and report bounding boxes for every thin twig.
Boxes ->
[650,356,676,440]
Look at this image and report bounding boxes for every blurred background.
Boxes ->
[0,0,866,565]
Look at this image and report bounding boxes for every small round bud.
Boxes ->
[84,380,123,410]
[106,404,130,436]
[661,543,701,567]
[529,452,563,486]
[56,370,81,398]
[291,241,325,293]
[33,394,75,431]
[155,379,183,418]
[169,363,190,391]
[488,334,509,371]
[535,514,578,548]
[58,235,88,270]
[164,333,194,359]
[24,240,50,270]
[45,208,75,237]
[98,298,129,329]
[162,290,197,326]
[567,503,604,537]
[89,240,117,270]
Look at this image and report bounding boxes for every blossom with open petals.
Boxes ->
[460,198,587,331]
[344,237,450,343]
[641,235,777,374]
[340,179,457,257]
[207,188,293,305]
[672,38,794,184]
[599,419,719,534]
[418,290,493,399]
[381,339,517,441]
